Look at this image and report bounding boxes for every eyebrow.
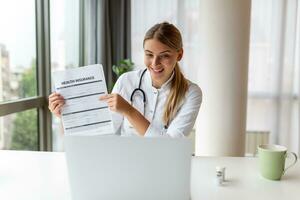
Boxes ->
[145,50,172,54]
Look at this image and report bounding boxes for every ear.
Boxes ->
[177,48,184,61]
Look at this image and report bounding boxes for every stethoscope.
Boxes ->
[130,68,147,115]
[129,68,168,129]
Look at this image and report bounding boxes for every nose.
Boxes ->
[151,56,160,67]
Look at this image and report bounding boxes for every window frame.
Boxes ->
[0,0,52,151]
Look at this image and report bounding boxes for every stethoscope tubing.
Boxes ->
[129,68,168,129]
[130,68,147,104]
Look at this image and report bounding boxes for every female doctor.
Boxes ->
[48,22,202,138]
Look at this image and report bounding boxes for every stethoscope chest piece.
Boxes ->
[130,69,147,114]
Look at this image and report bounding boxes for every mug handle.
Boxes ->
[283,152,298,174]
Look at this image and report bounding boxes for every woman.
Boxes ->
[49,22,202,137]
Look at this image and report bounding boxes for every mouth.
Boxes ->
[150,67,164,74]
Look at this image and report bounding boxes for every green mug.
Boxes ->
[258,144,298,180]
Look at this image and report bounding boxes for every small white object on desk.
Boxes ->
[216,166,226,185]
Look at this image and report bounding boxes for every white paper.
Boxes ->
[52,64,114,135]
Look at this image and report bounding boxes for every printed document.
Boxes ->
[52,64,114,135]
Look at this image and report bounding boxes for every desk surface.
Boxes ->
[0,150,299,200]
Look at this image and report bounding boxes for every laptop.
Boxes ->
[64,135,192,200]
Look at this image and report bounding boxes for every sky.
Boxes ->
[0,0,78,72]
[0,0,36,70]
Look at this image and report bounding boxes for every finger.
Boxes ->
[105,98,115,104]
[107,101,115,106]
[50,99,65,108]
[49,100,64,111]
[107,104,116,111]
[52,104,63,116]
[49,103,58,112]
[51,101,64,113]
[49,96,64,104]
[49,93,63,100]
[48,100,58,111]
[48,92,57,98]
[53,103,64,112]
[48,92,61,99]
[99,95,110,100]
[100,94,115,100]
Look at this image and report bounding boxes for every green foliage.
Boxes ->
[108,59,134,92]
[11,60,38,150]
[11,109,37,150]
[112,59,134,77]
[20,59,37,97]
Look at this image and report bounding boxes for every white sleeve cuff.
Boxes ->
[144,122,164,137]
[144,123,186,138]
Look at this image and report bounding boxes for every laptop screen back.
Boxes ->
[64,135,192,200]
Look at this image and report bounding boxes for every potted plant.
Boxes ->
[112,58,134,78]
[109,58,134,92]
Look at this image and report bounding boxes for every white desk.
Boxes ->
[0,150,299,200]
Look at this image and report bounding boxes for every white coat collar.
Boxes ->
[145,69,174,91]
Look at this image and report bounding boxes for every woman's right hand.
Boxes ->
[48,92,65,118]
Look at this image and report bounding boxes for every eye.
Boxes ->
[145,53,153,57]
[160,54,170,59]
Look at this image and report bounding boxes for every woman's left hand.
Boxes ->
[99,93,132,115]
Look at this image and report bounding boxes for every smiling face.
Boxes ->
[144,39,183,88]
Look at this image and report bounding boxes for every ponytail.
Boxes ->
[163,63,188,125]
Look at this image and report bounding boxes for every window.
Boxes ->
[0,109,38,150]
[0,0,38,150]
[247,0,299,153]
[0,0,37,101]
[50,0,80,151]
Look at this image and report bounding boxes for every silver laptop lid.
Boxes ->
[64,135,192,200]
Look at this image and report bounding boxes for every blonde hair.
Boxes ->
[143,22,189,126]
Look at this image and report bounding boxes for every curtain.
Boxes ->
[83,0,131,86]
[247,0,300,155]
